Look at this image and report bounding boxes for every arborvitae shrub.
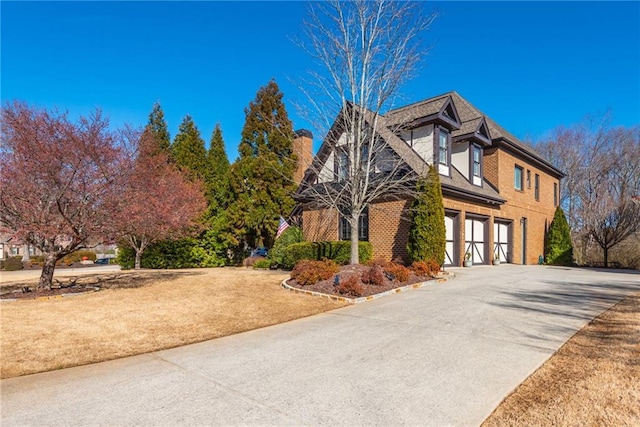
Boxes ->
[545,207,574,266]
[362,265,385,286]
[291,259,340,286]
[407,165,446,265]
[337,274,364,297]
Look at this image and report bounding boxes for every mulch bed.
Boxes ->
[1,286,97,300]
[286,264,435,298]
[0,271,201,300]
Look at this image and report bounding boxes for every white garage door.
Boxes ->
[465,218,486,264]
[494,222,509,263]
[444,216,455,266]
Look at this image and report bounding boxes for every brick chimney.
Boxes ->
[293,129,313,185]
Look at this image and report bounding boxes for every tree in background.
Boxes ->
[407,166,446,265]
[228,80,297,252]
[115,130,206,270]
[172,115,208,182]
[545,207,573,266]
[145,102,171,156]
[296,0,438,264]
[205,123,231,213]
[537,118,639,266]
[0,102,125,289]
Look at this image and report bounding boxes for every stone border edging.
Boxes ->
[281,272,454,304]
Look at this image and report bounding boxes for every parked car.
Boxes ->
[250,247,268,257]
[95,258,111,265]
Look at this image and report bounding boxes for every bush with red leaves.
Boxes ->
[366,257,389,269]
[337,274,364,297]
[385,262,410,282]
[411,259,440,277]
[362,264,385,286]
[291,259,340,286]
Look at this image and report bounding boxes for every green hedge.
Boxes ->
[116,238,227,270]
[1,256,24,271]
[282,241,372,270]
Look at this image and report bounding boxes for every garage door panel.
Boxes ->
[445,217,453,240]
[465,217,487,265]
[494,221,511,263]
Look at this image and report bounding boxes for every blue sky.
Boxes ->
[2,1,639,160]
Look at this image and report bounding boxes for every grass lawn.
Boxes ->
[0,268,347,379]
[482,292,640,426]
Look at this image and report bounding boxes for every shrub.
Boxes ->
[243,256,265,267]
[411,259,440,277]
[385,262,410,282]
[283,241,373,269]
[407,165,446,265]
[29,255,45,267]
[268,226,303,268]
[62,250,97,265]
[253,258,272,269]
[366,257,389,269]
[291,259,339,286]
[362,264,385,286]
[116,237,227,270]
[545,207,574,266]
[337,274,364,297]
[2,256,24,271]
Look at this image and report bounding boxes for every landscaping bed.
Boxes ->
[286,260,441,298]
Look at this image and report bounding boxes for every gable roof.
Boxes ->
[298,91,563,205]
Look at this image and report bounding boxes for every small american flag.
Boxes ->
[276,216,290,239]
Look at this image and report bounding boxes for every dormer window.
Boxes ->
[438,128,450,176]
[472,144,482,186]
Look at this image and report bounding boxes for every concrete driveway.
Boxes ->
[2,265,638,426]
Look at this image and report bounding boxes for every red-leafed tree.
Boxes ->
[0,101,126,289]
[114,129,206,269]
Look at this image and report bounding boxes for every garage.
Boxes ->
[465,216,487,264]
[494,221,511,263]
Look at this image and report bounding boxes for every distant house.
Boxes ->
[292,91,564,266]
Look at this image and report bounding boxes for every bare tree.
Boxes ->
[296,0,438,264]
[536,118,640,266]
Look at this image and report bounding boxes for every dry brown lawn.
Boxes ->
[0,268,346,379]
[482,292,640,427]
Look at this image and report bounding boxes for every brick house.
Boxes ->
[293,92,564,266]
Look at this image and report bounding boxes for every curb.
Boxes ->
[281,272,454,304]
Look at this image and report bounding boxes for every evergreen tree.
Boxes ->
[172,115,208,181]
[407,165,446,265]
[545,206,574,265]
[145,102,171,155]
[228,79,297,251]
[206,123,231,212]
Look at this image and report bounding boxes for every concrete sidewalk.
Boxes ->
[2,265,638,426]
[0,264,121,285]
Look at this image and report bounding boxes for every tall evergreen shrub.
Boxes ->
[407,165,446,265]
[545,206,573,265]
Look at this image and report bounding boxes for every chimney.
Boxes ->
[293,129,313,185]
